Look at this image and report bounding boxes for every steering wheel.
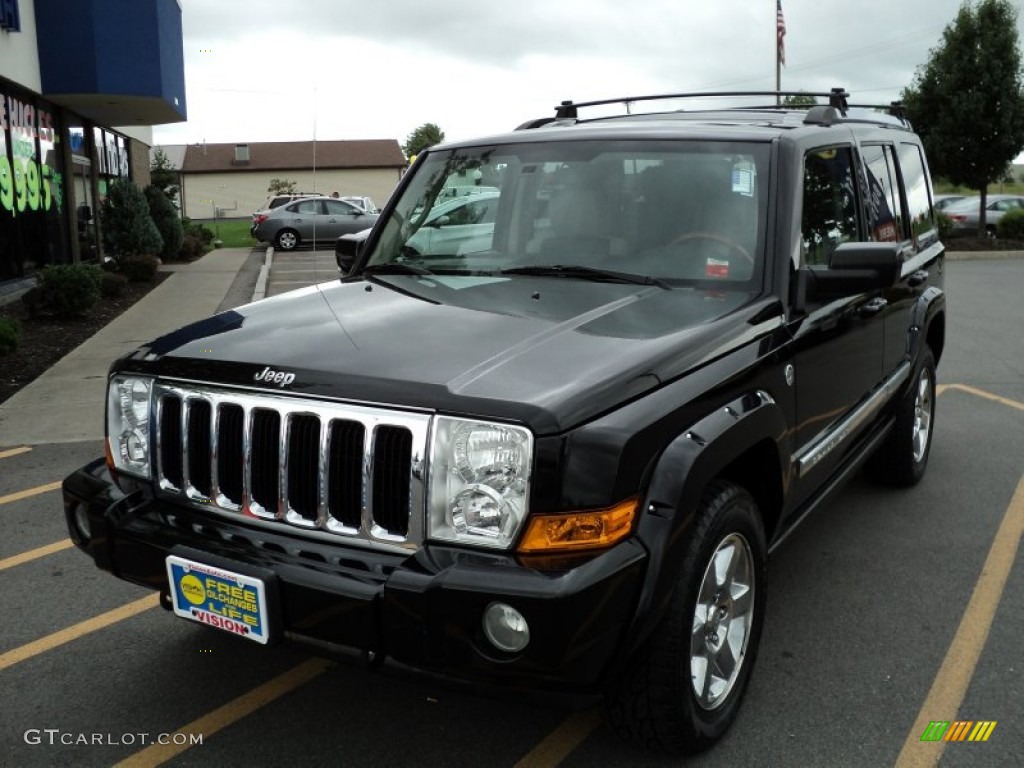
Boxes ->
[670,231,755,267]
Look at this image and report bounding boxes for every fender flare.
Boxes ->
[908,286,945,363]
[617,388,788,662]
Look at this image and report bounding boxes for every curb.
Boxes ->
[944,249,1024,261]
[253,246,274,301]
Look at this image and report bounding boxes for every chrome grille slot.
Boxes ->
[286,414,320,524]
[327,420,364,531]
[186,399,212,499]
[372,426,413,537]
[158,395,183,490]
[250,409,280,517]
[216,403,245,507]
[153,383,430,552]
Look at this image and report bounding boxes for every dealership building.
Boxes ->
[0,0,185,291]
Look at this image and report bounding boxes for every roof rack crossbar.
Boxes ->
[554,88,851,118]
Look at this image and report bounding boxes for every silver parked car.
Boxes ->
[942,194,1024,235]
[252,197,378,250]
[404,191,499,257]
[932,193,967,212]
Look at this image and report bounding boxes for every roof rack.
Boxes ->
[551,88,852,119]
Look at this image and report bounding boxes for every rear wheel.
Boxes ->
[866,346,936,486]
[276,229,299,250]
[603,481,767,754]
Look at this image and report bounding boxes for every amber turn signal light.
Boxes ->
[516,497,640,553]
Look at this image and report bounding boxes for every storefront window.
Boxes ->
[0,82,69,282]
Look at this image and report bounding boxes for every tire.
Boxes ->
[866,346,936,487]
[603,481,767,754]
[276,229,299,251]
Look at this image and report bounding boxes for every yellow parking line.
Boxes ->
[514,710,601,768]
[894,473,1024,767]
[0,446,32,460]
[115,658,332,767]
[0,481,63,507]
[0,594,159,671]
[0,539,74,571]
[940,383,1024,413]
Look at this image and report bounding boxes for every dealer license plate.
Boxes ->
[165,555,270,644]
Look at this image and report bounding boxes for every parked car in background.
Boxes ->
[942,194,1024,235]
[933,193,968,212]
[252,196,378,250]
[250,192,327,234]
[403,190,499,257]
[340,195,379,213]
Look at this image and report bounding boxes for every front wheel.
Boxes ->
[603,481,767,754]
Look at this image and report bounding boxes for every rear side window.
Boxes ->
[801,146,859,266]
[293,200,321,215]
[862,145,905,242]
[897,142,936,245]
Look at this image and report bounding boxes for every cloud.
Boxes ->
[155,0,1024,147]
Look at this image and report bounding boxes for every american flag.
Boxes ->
[777,0,787,66]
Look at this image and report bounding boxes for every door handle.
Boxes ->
[859,297,888,316]
[908,270,928,287]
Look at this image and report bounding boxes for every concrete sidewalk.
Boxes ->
[0,248,255,445]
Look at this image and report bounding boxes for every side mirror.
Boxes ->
[336,232,367,274]
[802,242,901,302]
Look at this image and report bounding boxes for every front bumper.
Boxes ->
[63,459,648,693]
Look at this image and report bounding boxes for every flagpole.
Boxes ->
[776,0,785,104]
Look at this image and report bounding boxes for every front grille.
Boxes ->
[154,383,431,551]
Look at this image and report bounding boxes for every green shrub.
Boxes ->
[145,185,184,261]
[100,270,129,298]
[997,208,1024,240]
[179,233,206,261]
[101,179,163,260]
[120,255,160,283]
[0,316,20,355]
[37,263,103,316]
[936,212,954,240]
[182,217,214,246]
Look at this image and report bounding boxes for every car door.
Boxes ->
[322,199,375,240]
[872,141,942,376]
[788,144,885,505]
[286,199,322,240]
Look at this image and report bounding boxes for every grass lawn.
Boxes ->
[191,218,257,249]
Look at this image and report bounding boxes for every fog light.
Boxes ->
[482,602,530,653]
[73,505,92,542]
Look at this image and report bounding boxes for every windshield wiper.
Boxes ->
[362,262,434,277]
[500,264,670,289]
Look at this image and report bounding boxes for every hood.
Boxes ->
[122,275,771,434]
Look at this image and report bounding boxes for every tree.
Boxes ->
[145,185,184,261]
[782,92,819,108]
[403,123,445,158]
[100,179,163,260]
[902,0,1024,236]
[267,178,297,194]
[149,148,180,204]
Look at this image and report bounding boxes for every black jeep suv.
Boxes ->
[64,89,946,754]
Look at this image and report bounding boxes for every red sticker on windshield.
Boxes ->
[706,258,730,278]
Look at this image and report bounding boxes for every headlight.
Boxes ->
[106,375,154,478]
[428,417,533,549]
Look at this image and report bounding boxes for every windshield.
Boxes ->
[366,140,770,286]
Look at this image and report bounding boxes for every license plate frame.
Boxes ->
[165,554,272,644]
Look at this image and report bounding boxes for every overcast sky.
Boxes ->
[152,0,1024,151]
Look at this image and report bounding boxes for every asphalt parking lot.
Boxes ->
[0,258,1021,767]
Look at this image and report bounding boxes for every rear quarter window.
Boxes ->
[897,142,937,245]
